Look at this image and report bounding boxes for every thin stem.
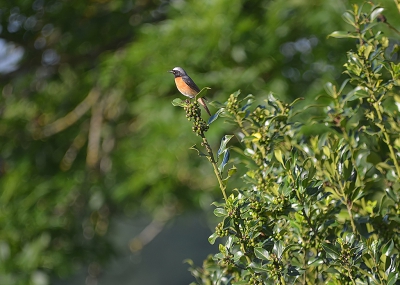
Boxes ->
[346,200,357,233]
[371,102,400,179]
[200,132,228,200]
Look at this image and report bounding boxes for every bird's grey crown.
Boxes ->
[172,67,187,76]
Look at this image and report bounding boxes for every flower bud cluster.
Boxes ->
[184,100,209,135]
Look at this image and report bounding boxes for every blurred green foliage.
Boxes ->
[0,0,399,284]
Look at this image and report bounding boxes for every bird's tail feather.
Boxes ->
[197,97,212,116]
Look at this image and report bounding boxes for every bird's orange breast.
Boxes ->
[175,77,198,98]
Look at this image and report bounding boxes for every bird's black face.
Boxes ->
[168,69,180,77]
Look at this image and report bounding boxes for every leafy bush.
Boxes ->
[179,3,400,284]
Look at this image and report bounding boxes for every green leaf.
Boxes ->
[217,135,234,157]
[214,207,227,217]
[322,243,340,259]
[327,31,359,39]
[227,165,237,177]
[226,235,234,249]
[382,240,394,256]
[273,240,284,258]
[287,265,301,276]
[171,98,186,107]
[219,149,230,173]
[223,165,237,183]
[208,232,218,245]
[385,187,398,202]
[370,7,384,22]
[232,90,241,98]
[254,247,270,260]
[274,149,285,167]
[249,261,269,273]
[344,86,369,102]
[232,281,249,285]
[363,45,374,60]
[324,82,336,97]
[387,272,399,285]
[342,12,356,27]
[207,108,224,125]
[194,87,211,99]
[322,146,331,158]
[307,256,324,267]
[386,255,398,284]
[338,78,350,95]
[233,250,244,262]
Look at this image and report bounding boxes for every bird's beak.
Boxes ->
[168,70,173,73]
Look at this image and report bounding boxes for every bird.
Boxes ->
[168,67,212,116]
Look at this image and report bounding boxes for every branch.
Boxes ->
[37,87,100,138]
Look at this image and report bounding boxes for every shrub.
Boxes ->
[176,3,400,284]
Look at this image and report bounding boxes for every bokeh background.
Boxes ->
[0,0,399,284]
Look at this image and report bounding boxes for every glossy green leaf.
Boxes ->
[382,240,394,256]
[249,261,269,273]
[386,255,398,284]
[322,243,340,260]
[208,108,224,125]
[273,240,284,258]
[370,7,384,22]
[385,187,398,202]
[214,207,227,217]
[217,135,234,157]
[387,273,399,285]
[218,149,230,173]
[233,250,244,262]
[254,247,270,260]
[208,232,218,245]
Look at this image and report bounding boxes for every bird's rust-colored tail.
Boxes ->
[197,97,212,116]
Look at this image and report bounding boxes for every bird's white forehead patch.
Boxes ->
[173,67,186,74]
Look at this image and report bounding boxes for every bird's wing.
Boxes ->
[182,76,201,93]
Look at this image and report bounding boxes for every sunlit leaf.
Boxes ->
[217,135,234,157]
[382,240,394,256]
[208,232,218,245]
[214,207,227,217]
[327,31,359,38]
[273,240,284,258]
[219,150,230,173]
[274,149,285,167]
[370,7,384,22]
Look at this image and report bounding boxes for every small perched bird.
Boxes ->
[168,67,212,116]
